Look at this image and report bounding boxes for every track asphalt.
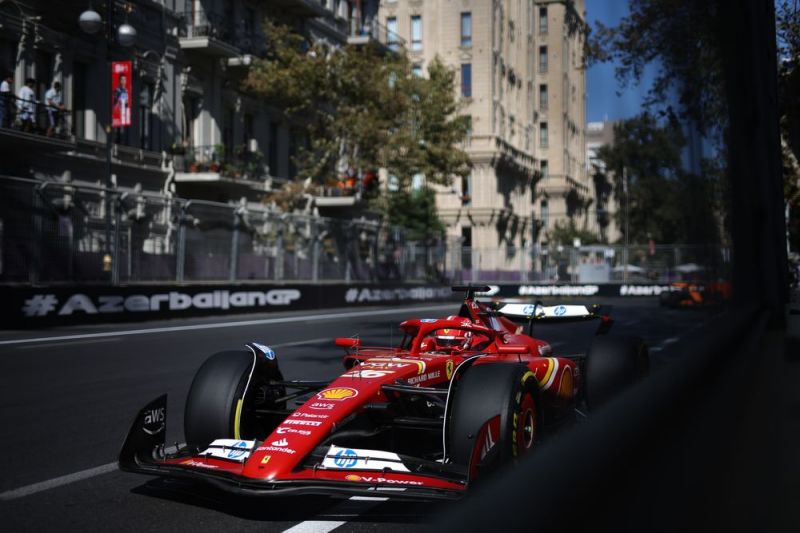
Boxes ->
[0,299,716,532]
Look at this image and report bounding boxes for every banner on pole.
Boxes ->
[111,61,132,128]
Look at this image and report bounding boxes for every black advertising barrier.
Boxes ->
[0,282,672,328]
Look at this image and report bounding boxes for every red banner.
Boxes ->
[111,61,132,128]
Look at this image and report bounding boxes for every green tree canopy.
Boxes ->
[594,112,720,245]
[242,21,470,192]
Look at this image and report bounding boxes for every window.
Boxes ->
[138,83,154,150]
[540,122,548,148]
[540,199,549,227]
[461,12,472,47]
[387,17,398,51]
[539,6,548,34]
[539,46,548,72]
[541,160,548,178]
[462,174,472,206]
[461,63,472,97]
[539,84,548,110]
[411,15,422,51]
[412,63,423,77]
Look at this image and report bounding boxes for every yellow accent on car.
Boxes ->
[233,398,243,439]
[538,360,554,388]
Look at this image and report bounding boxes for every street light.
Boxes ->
[78,2,136,283]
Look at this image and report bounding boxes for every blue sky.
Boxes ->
[585,1,658,123]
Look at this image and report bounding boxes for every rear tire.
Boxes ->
[184,350,254,449]
[584,336,648,410]
[446,363,540,482]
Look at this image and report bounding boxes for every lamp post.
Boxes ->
[79,2,136,283]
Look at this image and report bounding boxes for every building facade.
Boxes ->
[378,0,590,267]
[586,119,621,243]
[0,0,378,205]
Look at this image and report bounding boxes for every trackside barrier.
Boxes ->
[433,306,778,532]
[1,282,685,328]
[0,283,458,328]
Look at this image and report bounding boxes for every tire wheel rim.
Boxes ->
[518,394,537,452]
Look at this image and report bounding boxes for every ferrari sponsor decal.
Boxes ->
[271,438,289,447]
[445,360,454,379]
[283,419,323,427]
[291,412,328,420]
[343,474,422,486]
[142,406,166,435]
[323,446,411,472]
[181,460,219,469]
[317,387,358,401]
[276,426,311,436]
[22,289,302,318]
[344,369,396,379]
[406,370,441,385]
[370,358,426,374]
[199,439,255,462]
[257,444,297,455]
[261,455,271,464]
[309,402,335,410]
[360,362,413,370]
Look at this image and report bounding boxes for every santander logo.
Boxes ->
[271,438,289,447]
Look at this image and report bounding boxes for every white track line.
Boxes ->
[0,304,455,347]
[0,445,177,501]
[281,496,390,533]
[0,463,118,501]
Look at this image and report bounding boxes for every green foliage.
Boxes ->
[595,112,721,245]
[588,0,726,136]
[242,20,470,200]
[383,188,444,241]
[550,219,601,246]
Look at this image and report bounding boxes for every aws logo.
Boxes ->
[142,407,165,435]
[317,387,358,401]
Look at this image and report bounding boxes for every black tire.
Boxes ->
[184,350,254,449]
[446,363,540,482]
[584,336,649,410]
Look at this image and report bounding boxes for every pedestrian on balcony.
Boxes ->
[0,73,12,128]
[45,81,65,137]
[16,78,36,132]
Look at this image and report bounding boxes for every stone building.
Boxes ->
[378,0,591,268]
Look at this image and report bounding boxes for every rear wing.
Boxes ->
[495,302,613,335]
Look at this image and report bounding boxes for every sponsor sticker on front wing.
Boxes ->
[198,439,256,462]
[322,445,410,472]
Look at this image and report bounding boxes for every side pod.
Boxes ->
[119,394,168,471]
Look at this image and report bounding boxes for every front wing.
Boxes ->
[118,395,466,500]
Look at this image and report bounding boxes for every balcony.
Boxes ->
[268,0,328,18]
[174,144,269,187]
[347,18,406,52]
[0,94,74,146]
[178,11,240,58]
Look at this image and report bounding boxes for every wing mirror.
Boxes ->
[335,337,362,348]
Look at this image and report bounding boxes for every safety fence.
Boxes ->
[0,176,444,285]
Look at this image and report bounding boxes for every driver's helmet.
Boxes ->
[432,329,472,351]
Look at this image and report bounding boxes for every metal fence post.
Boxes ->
[311,225,320,282]
[229,206,239,282]
[275,231,284,281]
[112,193,121,285]
[176,206,186,283]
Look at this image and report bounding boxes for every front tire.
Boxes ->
[184,350,255,449]
[446,363,540,483]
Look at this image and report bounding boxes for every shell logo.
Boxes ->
[317,387,358,401]
[345,474,362,482]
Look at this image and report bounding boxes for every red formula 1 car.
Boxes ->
[119,286,648,500]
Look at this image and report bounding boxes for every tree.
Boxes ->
[550,219,602,246]
[594,112,720,245]
[242,21,471,227]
